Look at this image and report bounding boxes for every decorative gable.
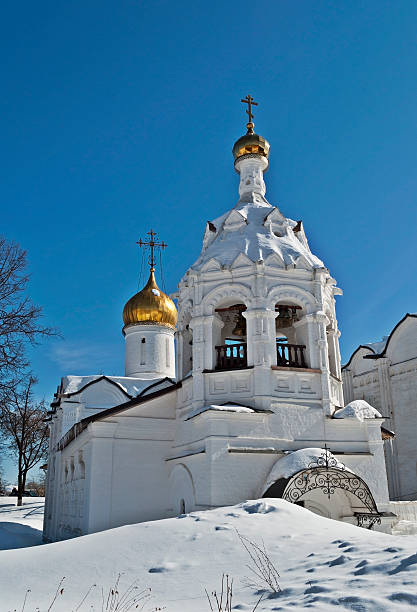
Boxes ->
[80,378,130,409]
[200,258,222,272]
[223,210,247,231]
[294,254,312,270]
[230,252,253,269]
[264,252,285,268]
[264,207,287,237]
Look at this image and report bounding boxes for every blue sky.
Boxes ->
[1,1,416,481]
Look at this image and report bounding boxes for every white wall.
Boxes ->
[342,316,417,502]
[125,324,175,379]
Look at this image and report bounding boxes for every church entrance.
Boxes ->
[263,466,382,528]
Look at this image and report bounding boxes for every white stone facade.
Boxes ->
[44,130,395,543]
[342,314,417,502]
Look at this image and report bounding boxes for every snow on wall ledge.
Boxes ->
[334,399,382,421]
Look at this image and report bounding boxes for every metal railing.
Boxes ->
[215,343,247,370]
[276,341,307,368]
[214,341,307,370]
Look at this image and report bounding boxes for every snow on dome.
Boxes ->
[263,447,348,493]
[334,400,382,421]
[190,200,324,273]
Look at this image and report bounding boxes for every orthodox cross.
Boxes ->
[137,229,167,271]
[241,94,258,124]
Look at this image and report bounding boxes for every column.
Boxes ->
[243,308,277,367]
[343,369,354,404]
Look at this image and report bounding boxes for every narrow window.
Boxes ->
[180,499,186,515]
[78,452,85,479]
[140,338,146,365]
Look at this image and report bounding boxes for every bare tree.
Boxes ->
[0,236,55,385]
[0,376,49,505]
[26,471,46,496]
[0,457,6,495]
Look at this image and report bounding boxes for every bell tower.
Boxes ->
[176,96,343,414]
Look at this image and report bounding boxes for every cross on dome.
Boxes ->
[123,229,177,330]
[137,229,167,272]
[240,94,258,133]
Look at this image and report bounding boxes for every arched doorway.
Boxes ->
[263,466,381,527]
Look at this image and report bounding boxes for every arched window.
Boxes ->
[181,319,193,378]
[275,303,306,368]
[78,451,85,479]
[214,303,247,370]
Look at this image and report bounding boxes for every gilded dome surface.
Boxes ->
[123,270,178,329]
[233,130,270,161]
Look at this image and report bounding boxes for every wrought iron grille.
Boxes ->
[356,513,382,530]
[282,466,379,513]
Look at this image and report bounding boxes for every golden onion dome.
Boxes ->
[122,270,178,330]
[233,123,270,162]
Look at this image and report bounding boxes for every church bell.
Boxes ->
[232,311,246,337]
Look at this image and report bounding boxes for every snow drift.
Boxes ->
[1,498,417,611]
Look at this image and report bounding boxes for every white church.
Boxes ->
[43,98,402,542]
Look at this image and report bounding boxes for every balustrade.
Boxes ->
[214,341,307,370]
[215,343,247,370]
[276,341,307,368]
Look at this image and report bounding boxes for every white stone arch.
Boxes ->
[267,285,318,314]
[80,380,129,409]
[202,283,253,315]
[178,299,193,329]
[169,463,196,515]
[177,302,194,379]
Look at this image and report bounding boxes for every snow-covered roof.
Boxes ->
[334,400,382,421]
[342,313,417,369]
[364,337,389,355]
[264,448,348,493]
[61,375,163,399]
[190,198,324,273]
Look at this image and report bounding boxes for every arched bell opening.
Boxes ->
[214,301,248,370]
[263,467,381,526]
[274,302,307,368]
[177,309,193,379]
[182,317,193,378]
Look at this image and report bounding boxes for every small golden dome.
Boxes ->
[233,124,270,161]
[123,270,178,329]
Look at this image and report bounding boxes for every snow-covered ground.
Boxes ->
[0,496,44,551]
[1,497,417,611]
